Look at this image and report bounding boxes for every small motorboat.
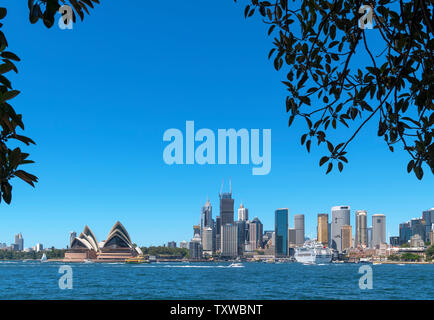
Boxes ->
[228,263,244,268]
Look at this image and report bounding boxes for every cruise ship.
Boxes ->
[294,241,333,264]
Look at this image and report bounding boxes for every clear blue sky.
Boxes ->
[0,1,432,249]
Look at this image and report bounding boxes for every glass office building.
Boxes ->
[274,209,289,256]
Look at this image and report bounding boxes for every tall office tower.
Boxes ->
[430,226,434,245]
[219,180,234,225]
[355,210,368,247]
[215,216,221,251]
[200,199,213,232]
[221,224,238,258]
[341,225,352,251]
[294,214,305,246]
[422,209,434,242]
[188,241,202,260]
[167,241,177,248]
[399,222,411,244]
[202,227,214,254]
[236,220,247,255]
[237,203,248,221]
[248,217,263,250]
[423,208,434,225]
[367,227,373,248]
[275,209,289,256]
[288,228,296,248]
[317,214,329,246]
[372,214,386,248]
[69,231,77,248]
[35,243,43,252]
[331,206,351,252]
[14,233,24,251]
[410,218,425,241]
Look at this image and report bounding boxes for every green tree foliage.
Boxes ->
[426,245,434,259]
[140,246,189,258]
[400,252,421,261]
[0,248,66,260]
[387,254,400,261]
[0,1,100,204]
[236,0,433,179]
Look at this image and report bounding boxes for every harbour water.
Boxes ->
[0,261,432,300]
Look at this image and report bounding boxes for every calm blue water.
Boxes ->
[0,261,432,299]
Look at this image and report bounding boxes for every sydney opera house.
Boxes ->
[64,221,142,262]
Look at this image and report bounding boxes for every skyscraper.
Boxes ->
[14,233,23,251]
[188,241,202,260]
[200,199,213,231]
[275,209,289,256]
[422,208,434,242]
[202,227,214,254]
[221,224,238,258]
[219,180,234,225]
[367,227,373,248]
[341,225,352,251]
[215,215,221,251]
[331,206,351,252]
[317,214,328,246]
[355,210,368,247]
[237,203,248,221]
[247,217,263,250]
[294,214,305,246]
[409,218,426,242]
[288,228,296,248]
[399,222,411,245]
[372,214,386,248]
[236,220,247,255]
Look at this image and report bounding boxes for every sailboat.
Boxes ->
[40,253,48,262]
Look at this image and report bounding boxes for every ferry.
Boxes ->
[125,255,149,264]
[294,241,332,264]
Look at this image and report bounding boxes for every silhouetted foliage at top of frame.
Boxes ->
[235,0,433,179]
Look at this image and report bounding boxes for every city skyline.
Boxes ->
[2,198,433,250]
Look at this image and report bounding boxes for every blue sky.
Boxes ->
[0,1,432,249]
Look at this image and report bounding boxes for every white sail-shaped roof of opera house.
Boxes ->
[65,221,143,262]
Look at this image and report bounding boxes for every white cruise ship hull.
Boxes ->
[295,254,332,264]
[294,242,333,264]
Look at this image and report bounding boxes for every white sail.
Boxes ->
[40,253,48,262]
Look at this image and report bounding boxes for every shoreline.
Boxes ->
[0,259,432,265]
